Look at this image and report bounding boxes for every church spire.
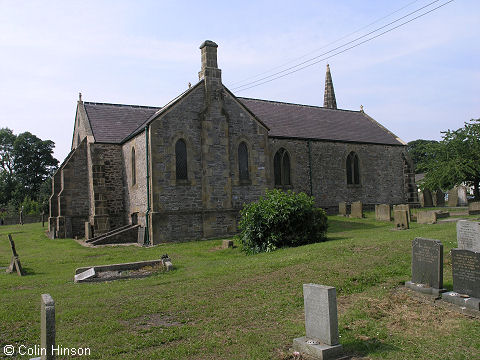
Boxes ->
[323,64,337,109]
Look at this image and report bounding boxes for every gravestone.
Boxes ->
[451,250,480,298]
[416,211,437,224]
[338,202,347,216]
[432,190,445,207]
[420,190,433,207]
[458,186,468,206]
[456,220,480,252]
[394,210,409,230]
[293,284,343,359]
[468,202,480,215]
[350,201,363,219]
[405,238,445,296]
[6,234,24,276]
[222,239,234,249]
[375,204,391,221]
[393,204,411,223]
[41,294,55,360]
[447,188,458,207]
[74,268,96,283]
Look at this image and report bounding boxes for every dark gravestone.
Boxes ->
[452,249,480,298]
[432,190,445,207]
[6,234,24,276]
[405,238,445,296]
[420,189,433,207]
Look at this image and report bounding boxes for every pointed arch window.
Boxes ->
[238,142,249,181]
[346,151,360,185]
[131,147,136,185]
[274,148,291,186]
[175,139,188,180]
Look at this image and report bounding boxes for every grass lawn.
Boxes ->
[1,213,480,359]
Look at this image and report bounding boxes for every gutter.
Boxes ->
[144,125,151,246]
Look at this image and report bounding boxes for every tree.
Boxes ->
[406,139,439,174]
[0,128,58,209]
[13,132,58,199]
[419,119,480,200]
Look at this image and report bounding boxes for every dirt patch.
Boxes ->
[96,264,163,280]
[120,313,182,330]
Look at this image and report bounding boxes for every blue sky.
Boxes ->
[0,0,478,161]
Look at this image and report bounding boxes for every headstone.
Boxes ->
[420,190,433,207]
[293,284,343,359]
[74,268,96,283]
[41,294,55,360]
[6,234,24,276]
[416,211,437,224]
[451,249,480,298]
[338,202,347,216]
[375,204,391,221]
[448,187,459,207]
[394,210,409,230]
[393,204,411,223]
[350,201,363,219]
[222,239,234,249]
[432,190,445,207]
[456,220,480,252]
[468,202,480,215]
[405,238,445,296]
[458,186,468,206]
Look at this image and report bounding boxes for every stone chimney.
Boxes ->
[323,64,337,109]
[198,40,222,93]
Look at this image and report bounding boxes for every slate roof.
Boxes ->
[238,97,404,146]
[84,102,161,143]
[82,95,403,146]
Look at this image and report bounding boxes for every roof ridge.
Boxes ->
[84,101,160,110]
[238,97,360,113]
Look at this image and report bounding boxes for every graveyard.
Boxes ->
[1,211,480,359]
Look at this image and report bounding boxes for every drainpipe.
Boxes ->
[144,125,151,246]
[307,140,313,196]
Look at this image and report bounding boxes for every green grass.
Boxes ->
[1,213,479,359]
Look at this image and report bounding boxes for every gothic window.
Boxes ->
[238,142,249,181]
[131,147,136,185]
[175,139,188,180]
[346,151,360,185]
[274,148,291,186]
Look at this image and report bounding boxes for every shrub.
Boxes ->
[238,189,328,254]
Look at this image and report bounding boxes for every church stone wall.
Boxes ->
[122,134,148,227]
[89,143,126,234]
[56,139,89,238]
[269,137,406,211]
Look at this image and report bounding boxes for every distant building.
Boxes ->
[49,40,417,244]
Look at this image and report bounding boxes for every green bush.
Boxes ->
[238,189,328,254]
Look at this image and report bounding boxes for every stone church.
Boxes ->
[48,40,417,245]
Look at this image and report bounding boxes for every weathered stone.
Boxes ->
[74,268,96,283]
[394,210,409,230]
[416,211,437,224]
[447,186,467,207]
[84,222,92,240]
[350,201,363,219]
[452,249,480,298]
[338,202,347,216]
[293,284,343,360]
[442,291,480,311]
[303,284,339,346]
[419,189,433,207]
[222,239,234,249]
[405,238,445,295]
[393,204,411,223]
[458,186,468,206]
[468,202,480,215]
[448,188,458,207]
[41,294,55,360]
[432,190,445,207]
[457,220,480,252]
[6,234,24,276]
[375,204,391,221]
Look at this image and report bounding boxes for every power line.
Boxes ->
[230,0,453,93]
[229,0,422,87]
[230,0,442,91]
